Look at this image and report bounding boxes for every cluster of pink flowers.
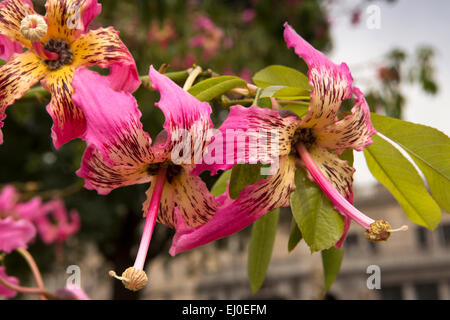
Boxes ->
[0,0,402,296]
[188,15,225,61]
[0,185,80,298]
[147,19,178,50]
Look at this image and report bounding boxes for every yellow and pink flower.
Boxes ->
[0,0,140,148]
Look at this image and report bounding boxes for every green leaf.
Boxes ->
[248,209,279,294]
[321,247,344,293]
[253,65,311,90]
[281,104,309,118]
[229,163,264,199]
[290,169,344,252]
[364,134,441,229]
[188,76,247,102]
[340,149,354,167]
[288,217,303,252]
[260,85,310,100]
[371,113,450,212]
[210,170,231,197]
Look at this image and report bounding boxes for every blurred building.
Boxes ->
[145,184,450,300]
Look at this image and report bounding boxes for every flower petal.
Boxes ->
[284,22,353,129]
[15,196,42,220]
[0,51,47,144]
[0,34,22,61]
[73,68,158,195]
[0,266,19,298]
[72,27,140,93]
[149,66,214,165]
[44,0,102,42]
[0,185,18,213]
[107,62,141,93]
[0,216,36,253]
[316,87,377,153]
[0,0,34,48]
[307,146,355,202]
[56,284,90,300]
[193,105,301,175]
[170,155,296,255]
[41,66,86,149]
[143,168,217,229]
[35,199,80,244]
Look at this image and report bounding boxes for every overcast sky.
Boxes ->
[327,0,450,188]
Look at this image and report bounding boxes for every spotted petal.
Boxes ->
[193,105,301,175]
[307,145,355,202]
[44,0,102,43]
[0,266,19,298]
[0,0,34,48]
[41,65,86,149]
[170,155,296,255]
[72,27,140,93]
[316,87,377,153]
[143,167,217,229]
[0,34,22,61]
[73,68,158,195]
[0,216,36,253]
[149,66,214,166]
[284,23,353,129]
[0,51,48,144]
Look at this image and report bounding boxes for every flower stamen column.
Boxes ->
[295,142,407,241]
[109,167,167,291]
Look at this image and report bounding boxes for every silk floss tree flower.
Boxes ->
[0,185,81,298]
[0,185,38,253]
[170,23,408,255]
[0,0,140,148]
[72,66,218,291]
[0,185,80,252]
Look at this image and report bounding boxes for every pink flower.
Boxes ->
[34,199,80,245]
[147,19,178,49]
[189,14,224,60]
[194,16,215,31]
[0,266,19,298]
[0,0,140,148]
[170,23,400,255]
[73,66,218,290]
[241,9,256,23]
[0,216,36,253]
[0,185,79,249]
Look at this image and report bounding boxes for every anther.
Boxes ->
[365,220,408,242]
[109,267,148,292]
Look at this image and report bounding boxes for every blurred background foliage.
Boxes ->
[0,0,438,299]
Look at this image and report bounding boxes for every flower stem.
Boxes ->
[295,142,374,229]
[16,248,46,300]
[0,272,57,299]
[133,167,167,270]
